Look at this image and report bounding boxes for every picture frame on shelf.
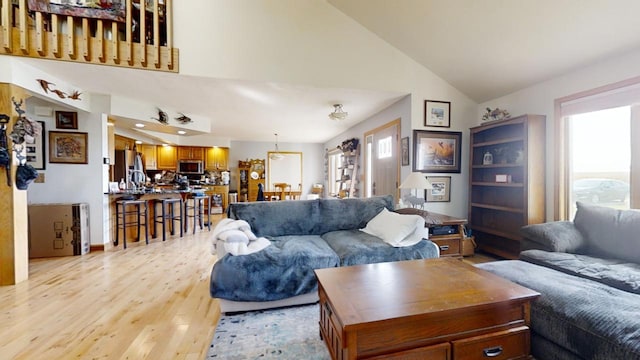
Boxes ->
[401,136,410,166]
[55,111,78,129]
[49,131,88,164]
[412,130,462,173]
[424,100,451,127]
[26,121,45,170]
[425,176,451,202]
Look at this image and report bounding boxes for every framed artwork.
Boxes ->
[425,176,451,202]
[424,100,451,127]
[49,131,88,164]
[55,111,78,129]
[26,121,45,170]
[401,136,410,166]
[412,130,462,173]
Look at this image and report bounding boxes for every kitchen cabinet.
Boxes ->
[139,144,157,170]
[157,145,177,170]
[205,147,229,170]
[468,114,546,259]
[177,146,204,161]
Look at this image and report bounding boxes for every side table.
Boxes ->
[395,208,467,257]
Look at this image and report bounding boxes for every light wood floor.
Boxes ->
[0,215,225,360]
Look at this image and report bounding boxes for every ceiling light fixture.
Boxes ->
[177,130,186,135]
[329,104,348,121]
[269,133,284,160]
[135,123,145,128]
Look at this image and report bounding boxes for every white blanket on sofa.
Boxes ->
[211,218,271,257]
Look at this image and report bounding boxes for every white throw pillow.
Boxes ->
[361,208,425,247]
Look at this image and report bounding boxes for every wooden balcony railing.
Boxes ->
[0,0,177,72]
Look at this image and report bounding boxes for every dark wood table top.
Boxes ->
[315,258,539,329]
[395,207,467,226]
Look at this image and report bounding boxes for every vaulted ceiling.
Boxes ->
[22,1,640,143]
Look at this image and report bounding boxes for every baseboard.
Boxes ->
[90,244,104,252]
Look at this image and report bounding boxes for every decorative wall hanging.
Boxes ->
[49,131,88,164]
[0,115,11,186]
[55,111,78,129]
[14,144,39,190]
[175,113,192,124]
[424,100,451,127]
[27,0,126,23]
[35,79,82,100]
[412,130,462,173]
[152,108,169,125]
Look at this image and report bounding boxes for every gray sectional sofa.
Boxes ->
[209,195,439,313]
[478,202,640,360]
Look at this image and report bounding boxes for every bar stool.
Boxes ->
[184,194,211,233]
[114,199,149,249]
[153,198,183,241]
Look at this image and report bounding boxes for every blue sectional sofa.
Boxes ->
[210,195,439,313]
[478,202,640,360]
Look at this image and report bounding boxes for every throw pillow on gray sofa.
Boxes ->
[574,201,640,263]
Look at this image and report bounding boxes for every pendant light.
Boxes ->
[270,133,284,160]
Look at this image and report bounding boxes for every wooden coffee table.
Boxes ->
[314,258,539,360]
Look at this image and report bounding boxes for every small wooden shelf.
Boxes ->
[466,224,520,241]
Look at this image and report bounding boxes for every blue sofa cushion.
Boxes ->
[210,235,339,302]
[478,260,640,360]
[321,230,438,266]
[226,195,393,237]
[520,249,640,295]
[574,202,640,263]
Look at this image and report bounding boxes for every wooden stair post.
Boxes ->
[0,83,30,285]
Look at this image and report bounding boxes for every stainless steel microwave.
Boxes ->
[178,160,203,174]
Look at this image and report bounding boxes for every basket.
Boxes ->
[462,236,476,257]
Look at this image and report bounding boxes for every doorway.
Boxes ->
[364,119,401,204]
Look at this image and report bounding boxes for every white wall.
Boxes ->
[478,48,640,219]
[326,96,474,218]
[26,97,109,246]
[228,141,324,198]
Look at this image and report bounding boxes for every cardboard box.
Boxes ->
[28,203,90,258]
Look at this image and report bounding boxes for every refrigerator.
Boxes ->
[28,203,91,258]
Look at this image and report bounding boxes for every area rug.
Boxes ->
[207,304,331,359]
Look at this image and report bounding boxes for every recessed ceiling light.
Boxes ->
[135,123,145,128]
[177,130,186,135]
[135,140,142,144]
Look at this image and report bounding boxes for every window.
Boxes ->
[555,79,640,219]
[566,107,630,218]
[328,149,342,197]
[377,136,392,159]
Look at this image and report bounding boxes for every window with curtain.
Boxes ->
[556,79,640,219]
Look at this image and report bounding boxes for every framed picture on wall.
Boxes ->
[425,176,451,202]
[401,136,409,166]
[49,131,88,164]
[412,130,462,173]
[26,121,45,169]
[55,111,78,129]
[424,100,451,127]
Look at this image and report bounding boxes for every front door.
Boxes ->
[365,119,400,204]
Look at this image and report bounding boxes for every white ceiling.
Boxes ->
[21,1,640,143]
